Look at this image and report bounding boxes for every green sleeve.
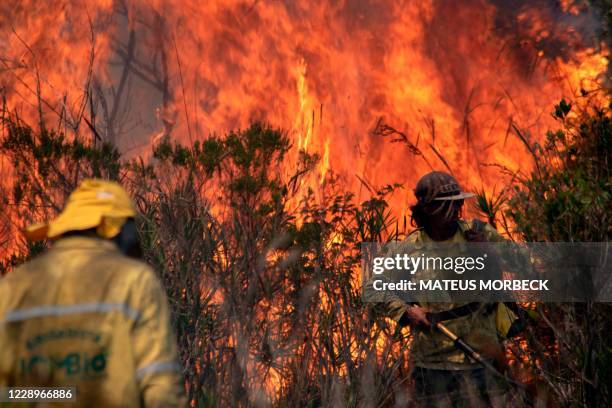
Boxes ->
[363,240,417,324]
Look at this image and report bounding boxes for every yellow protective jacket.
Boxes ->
[364,221,518,370]
[0,236,186,407]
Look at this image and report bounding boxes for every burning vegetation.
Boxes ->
[0,0,610,406]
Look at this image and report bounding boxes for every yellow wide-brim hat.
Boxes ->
[25,179,137,241]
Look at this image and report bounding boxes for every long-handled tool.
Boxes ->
[434,321,526,390]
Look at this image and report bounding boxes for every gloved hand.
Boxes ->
[399,305,431,330]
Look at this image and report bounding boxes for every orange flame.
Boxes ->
[1,2,607,205]
[0,0,608,399]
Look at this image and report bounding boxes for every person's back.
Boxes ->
[0,179,186,407]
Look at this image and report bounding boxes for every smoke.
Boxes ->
[490,0,606,59]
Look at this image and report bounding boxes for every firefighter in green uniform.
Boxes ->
[365,171,518,407]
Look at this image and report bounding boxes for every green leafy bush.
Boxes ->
[503,100,611,407]
[1,97,610,406]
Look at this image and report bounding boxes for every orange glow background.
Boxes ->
[0,1,609,402]
[1,1,607,214]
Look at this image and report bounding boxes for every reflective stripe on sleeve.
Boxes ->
[1,303,140,323]
[135,361,182,380]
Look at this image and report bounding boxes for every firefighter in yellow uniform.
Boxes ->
[365,172,519,407]
[0,179,186,407]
